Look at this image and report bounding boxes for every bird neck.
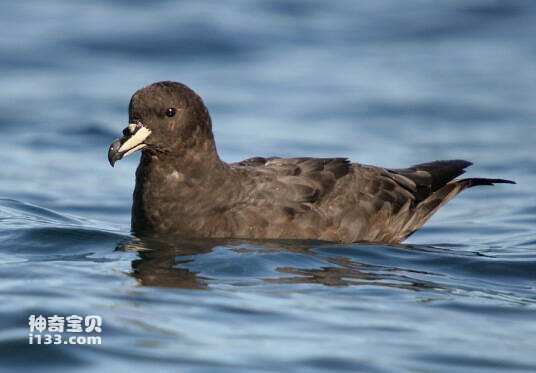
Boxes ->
[131,143,232,236]
[138,140,229,183]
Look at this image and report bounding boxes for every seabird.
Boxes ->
[108,81,514,243]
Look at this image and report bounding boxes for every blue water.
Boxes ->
[1,1,535,372]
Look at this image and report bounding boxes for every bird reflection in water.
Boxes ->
[115,236,439,291]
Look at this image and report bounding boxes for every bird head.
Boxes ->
[108,81,213,166]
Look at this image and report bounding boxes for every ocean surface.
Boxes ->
[1,1,535,372]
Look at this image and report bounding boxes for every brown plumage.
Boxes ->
[108,81,515,244]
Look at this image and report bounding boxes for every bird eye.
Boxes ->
[166,108,177,117]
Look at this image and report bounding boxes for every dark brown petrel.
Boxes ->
[108,81,514,243]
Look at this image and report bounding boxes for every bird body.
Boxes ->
[108,81,514,243]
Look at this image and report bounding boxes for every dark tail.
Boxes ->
[460,178,516,187]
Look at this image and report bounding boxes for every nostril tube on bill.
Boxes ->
[123,123,139,137]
